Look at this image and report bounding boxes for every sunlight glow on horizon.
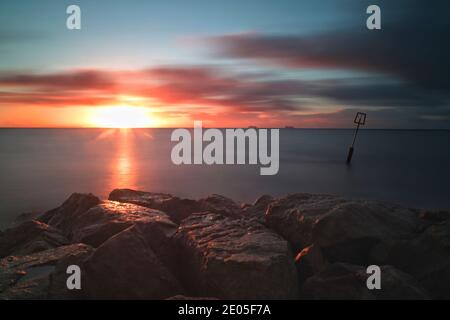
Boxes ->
[90,106,160,128]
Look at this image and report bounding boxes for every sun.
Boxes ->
[91,106,156,128]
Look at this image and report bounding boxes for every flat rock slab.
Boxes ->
[0,244,93,299]
[175,212,299,299]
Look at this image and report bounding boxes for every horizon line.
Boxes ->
[0,127,449,130]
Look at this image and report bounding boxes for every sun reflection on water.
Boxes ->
[110,128,137,190]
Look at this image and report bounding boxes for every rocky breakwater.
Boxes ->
[0,189,449,299]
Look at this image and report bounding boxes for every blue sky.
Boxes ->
[0,0,369,70]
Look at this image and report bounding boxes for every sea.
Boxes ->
[1,128,449,229]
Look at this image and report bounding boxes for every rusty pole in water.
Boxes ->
[346,112,366,164]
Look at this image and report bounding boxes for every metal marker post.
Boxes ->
[346,112,366,164]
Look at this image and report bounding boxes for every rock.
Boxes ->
[12,212,41,227]
[301,263,429,300]
[0,220,68,258]
[109,189,201,223]
[197,194,241,218]
[129,210,179,273]
[69,201,172,248]
[370,219,450,299]
[313,201,423,264]
[4,190,447,300]
[266,194,424,264]
[241,195,274,222]
[295,244,328,285]
[302,263,373,300]
[48,245,94,299]
[419,210,450,223]
[175,212,299,299]
[109,189,241,223]
[84,225,183,299]
[38,193,101,233]
[374,266,430,300]
[0,244,93,299]
[81,202,180,273]
[265,193,346,250]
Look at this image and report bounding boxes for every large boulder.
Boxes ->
[301,263,429,300]
[370,219,450,299]
[175,212,299,299]
[0,244,93,300]
[109,189,241,223]
[265,194,424,264]
[83,225,183,299]
[0,220,68,258]
[312,201,423,264]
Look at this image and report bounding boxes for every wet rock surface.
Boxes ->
[68,201,173,248]
[0,244,93,299]
[1,189,449,299]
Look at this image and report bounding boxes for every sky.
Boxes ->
[0,0,449,128]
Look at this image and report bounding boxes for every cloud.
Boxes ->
[143,67,310,112]
[0,70,116,90]
[0,91,117,106]
[210,27,450,92]
[307,79,449,108]
[208,0,450,92]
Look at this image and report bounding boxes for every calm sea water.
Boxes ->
[1,128,449,229]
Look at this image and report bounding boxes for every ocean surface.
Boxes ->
[1,128,449,229]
